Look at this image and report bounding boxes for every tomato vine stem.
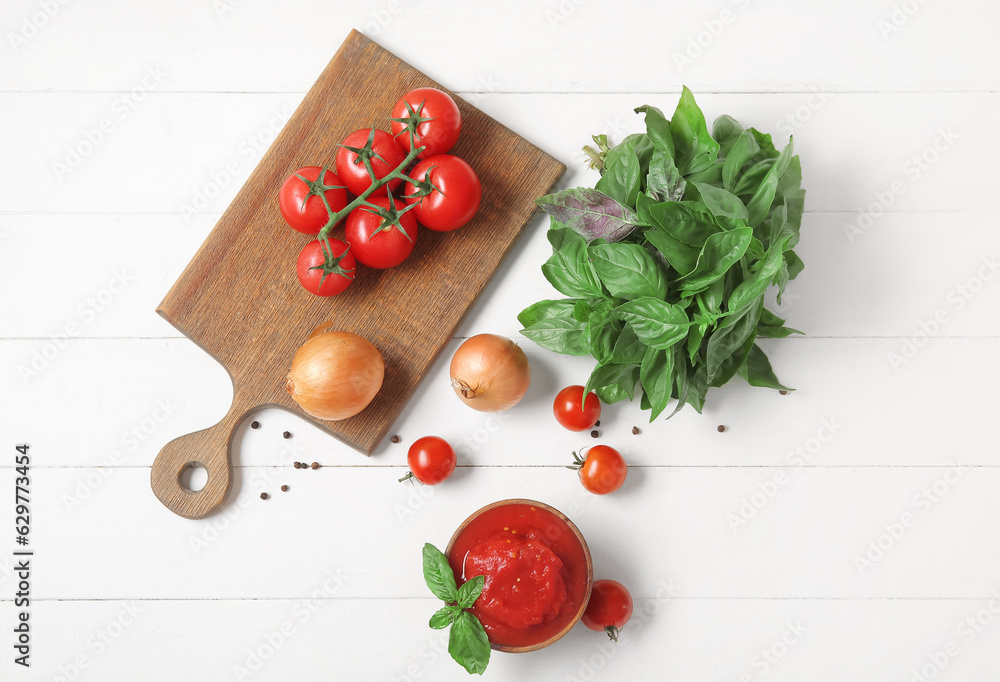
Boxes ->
[318,143,426,241]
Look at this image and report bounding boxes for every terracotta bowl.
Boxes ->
[446,498,593,653]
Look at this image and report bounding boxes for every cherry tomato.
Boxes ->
[278,166,348,235]
[553,385,601,431]
[344,195,419,269]
[296,239,356,296]
[582,580,633,642]
[401,436,456,485]
[572,445,627,495]
[390,87,461,158]
[404,155,482,232]
[335,128,406,197]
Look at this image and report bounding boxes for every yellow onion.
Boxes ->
[286,328,384,420]
[450,334,530,412]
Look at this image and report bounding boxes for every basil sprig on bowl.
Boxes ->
[519,88,805,420]
[422,543,490,675]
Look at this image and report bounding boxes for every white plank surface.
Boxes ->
[2,0,997,679]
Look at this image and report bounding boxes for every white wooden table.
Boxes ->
[2,1,998,679]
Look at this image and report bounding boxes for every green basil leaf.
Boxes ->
[732,158,775,198]
[785,250,805,280]
[722,130,760,193]
[422,543,459,603]
[679,227,754,293]
[667,346,691,418]
[585,362,635,401]
[648,201,721,248]
[686,364,709,413]
[449,611,491,675]
[429,606,456,630]
[670,86,720,176]
[640,346,675,420]
[750,127,779,160]
[589,242,668,300]
[520,317,590,356]
[728,237,790,313]
[738,344,792,391]
[595,367,638,404]
[705,299,762,382]
[712,114,745,157]
[758,308,803,338]
[635,105,674,158]
[611,324,646,365]
[457,575,485,608]
[689,181,749,221]
[644,227,698,275]
[587,312,619,364]
[536,188,641,243]
[745,137,795,227]
[541,228,604,298]
[614,298,692,350]
[596,141,641,207]
[517,299,579,328]
[622,133,655,178]
[646,145,686,202]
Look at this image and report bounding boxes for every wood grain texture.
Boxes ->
[150,30,565,519]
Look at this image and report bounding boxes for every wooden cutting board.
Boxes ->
[151,30,565,519]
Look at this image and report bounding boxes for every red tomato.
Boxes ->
[553,385,601,431]
[390,87,461,158]
[278,166,348,235]
[404,155,482,232]
[572,445,627,495]
[402,436,456,485]
[582,580,633,642]
[344,195,418,269]
[296,239,356,296]
[335,128,406,197]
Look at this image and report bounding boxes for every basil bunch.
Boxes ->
[422,544,491,675]
[519,88,804,419]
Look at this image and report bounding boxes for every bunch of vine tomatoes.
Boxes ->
[277,87,483,296]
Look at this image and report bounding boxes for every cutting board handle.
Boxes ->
[150,396,249,519]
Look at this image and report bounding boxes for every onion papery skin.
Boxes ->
[286,331,385,420]
[450,334,531,412]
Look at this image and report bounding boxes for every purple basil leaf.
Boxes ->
[536,188,641,243]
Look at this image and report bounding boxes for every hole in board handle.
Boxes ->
[179,462,208,493]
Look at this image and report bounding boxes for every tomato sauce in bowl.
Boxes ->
[446,499,592,652]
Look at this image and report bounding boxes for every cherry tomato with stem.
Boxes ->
[390,87,461,158]
[403,154,482,232]
[582,580,633,642]
[400,436,456,485]
[335,128,406,197]
[553,385,601,431]
[569,445,627,495]
[296,238,356,296]
[278,166,348,235]
[344,194,419,269]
